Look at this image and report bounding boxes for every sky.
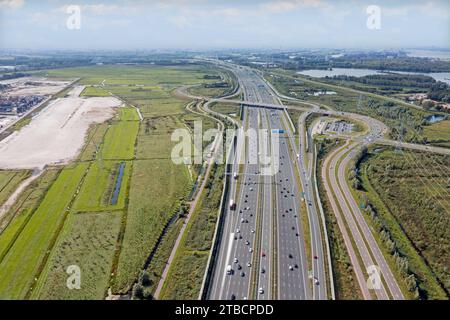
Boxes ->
[0,0,449,50]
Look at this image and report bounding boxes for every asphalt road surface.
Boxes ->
[209,67,312,300]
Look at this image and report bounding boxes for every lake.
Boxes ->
[297,68,450,85]
[426,115,446,124]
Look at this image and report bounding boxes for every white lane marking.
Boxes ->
[220,232,235,299]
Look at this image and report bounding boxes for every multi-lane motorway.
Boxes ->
[189,60,450,300]
[209,66,316,300]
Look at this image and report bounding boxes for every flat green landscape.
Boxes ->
[0,163,89,299]
[0,170,31,207]
[101,121,139,160]
[113,159,191,293]
[0,63,233,300]
[423,120,450,147]
[80,86,110,97]
[359,147,449,299]
[73,161,131,212]
[32,211,122,300]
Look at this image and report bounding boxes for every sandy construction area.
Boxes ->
[1,77,71,97]
[0,89,122,169]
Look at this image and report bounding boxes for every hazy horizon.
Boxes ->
[1,0,449,51]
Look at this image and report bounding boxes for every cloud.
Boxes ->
[0,0,25,10]
[168,15,192,29]
[382,1,450,19]
[261,0,332,13]
[56,4,121,15]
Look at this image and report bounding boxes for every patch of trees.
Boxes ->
[203,75,221,80]
[204,82,229,88]
[363,203,420,298]
[330,55,450,73]
[329,74,436,92]
[348,146,368,190]
[428,82,450,103]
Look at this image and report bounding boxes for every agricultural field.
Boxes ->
[45,65,223,118]
[32,211,122,300]
[100,121,139,160]
[0,170,31,206]
[73,161,131,212]
[119,107,141,121]
[113,159,191,293]
[137,116,184,160]
[0,63,229,300]
[358,147,449,299]
[0,169,60,259]
[81,86,110,97]
[78,124,109,162]
[0,163,89,299]
[423,120,450,148]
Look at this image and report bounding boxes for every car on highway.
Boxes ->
[227,265,233,275]
[259,288,264,294]
[247,262,252,267]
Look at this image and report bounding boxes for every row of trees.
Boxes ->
[363,203,420,298]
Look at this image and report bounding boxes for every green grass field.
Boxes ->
[113,159,191,293]
[0,163,89,299]
[78,124,109,161]
[100,121,139,160]
[119,107,140,121]
[423,120,450,148]
[0,170,60,260]
[136,116,182,159]
[73,161,131,212]
[32,211,122,300]
[0,170,31,207]
[80,86,110,97]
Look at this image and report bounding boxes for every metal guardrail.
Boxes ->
[198,135,236,300]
